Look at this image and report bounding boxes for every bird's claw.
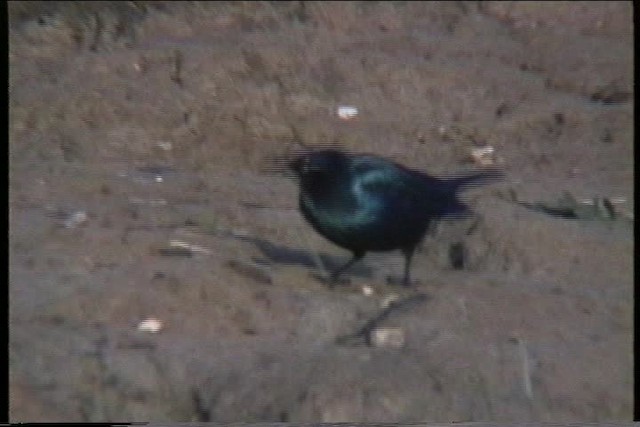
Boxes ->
[385,276,414,287]
[311,272,351,287]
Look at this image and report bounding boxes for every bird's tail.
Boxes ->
[429,168,503,219]
[446,168,504,193]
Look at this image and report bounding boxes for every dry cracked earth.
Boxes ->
[9,1,633,422]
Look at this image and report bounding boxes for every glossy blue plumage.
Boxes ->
[291,149,501,286]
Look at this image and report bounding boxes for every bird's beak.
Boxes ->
[289,158,300,173]
[289,157,307,176]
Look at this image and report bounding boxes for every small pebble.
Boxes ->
[137,318,163,333]
[371,327,405,348]
[64,211,88,228]
[361,285,374,296]
[337,106,358,120]
[381,293,400,308]
[470,146,496,166]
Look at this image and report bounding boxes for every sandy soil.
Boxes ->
[9,1,633,422]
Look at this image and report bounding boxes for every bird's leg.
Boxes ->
[400,246,416,287]
[385,246,416,287]
[386,246,415,286]
[328,251,365,286]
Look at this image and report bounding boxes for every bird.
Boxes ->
[289,148,502,287]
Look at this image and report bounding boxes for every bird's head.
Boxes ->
[289,149,348,179]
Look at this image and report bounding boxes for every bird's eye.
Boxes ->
[290,156,310,175]
[300,157,311,173]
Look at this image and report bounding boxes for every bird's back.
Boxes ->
[294,150,500,253]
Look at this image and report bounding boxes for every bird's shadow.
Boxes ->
[236,235,373,279]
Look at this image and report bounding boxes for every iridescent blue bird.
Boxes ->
[290,149,501,287]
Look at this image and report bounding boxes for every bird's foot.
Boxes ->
[311,272,351,288]
[385,276,414,287]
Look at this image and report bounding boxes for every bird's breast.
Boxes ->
[299,189,426,252]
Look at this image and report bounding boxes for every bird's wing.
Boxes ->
[351,156,473,216]
[350,157,429,201]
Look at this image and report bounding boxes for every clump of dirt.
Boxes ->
[9,1,632,422]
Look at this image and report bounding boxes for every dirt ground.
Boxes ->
[8,1,633,422]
